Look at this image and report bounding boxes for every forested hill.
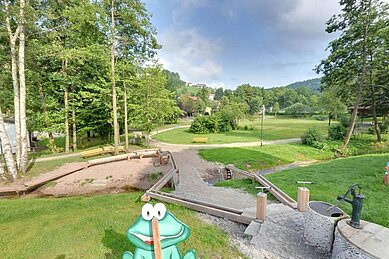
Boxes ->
[284,78,321,92]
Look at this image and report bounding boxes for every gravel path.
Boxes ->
[171,149,257,210]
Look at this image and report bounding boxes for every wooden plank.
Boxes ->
[152,218,162,259]
[226,165,297,209]
[154,191,243,214]
[147,191,254,225]
[150,170,176,191]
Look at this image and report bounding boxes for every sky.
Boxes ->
[143,0,345,89]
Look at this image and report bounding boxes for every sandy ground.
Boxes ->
[37,157,171,197]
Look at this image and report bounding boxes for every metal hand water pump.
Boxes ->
[335,184,364,229]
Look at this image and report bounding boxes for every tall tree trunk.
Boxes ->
[64,87,69,152]
[0,106,18,180]
[63,59,70,153]
[342,24,368,149]
[4,1,21,172]
[72,95,77,152]
[124,83,129,152]
[18,0,28,174]
[328,112,332,126]
[111,0,119,155]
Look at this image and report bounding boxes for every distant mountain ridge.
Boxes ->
[284,78,321,92]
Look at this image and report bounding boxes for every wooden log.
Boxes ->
[152,218,162,259]
[297,187,310,212]
[384,173,389,185]
[256,192,267,221]
[87,153,135,166]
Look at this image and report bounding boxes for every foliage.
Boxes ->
[0,193,243,258]
[129,66,182,135]
[328,124,348,141]
[311,115,327,121]
[285,78,321,92]
[188,113,236,134]
[284,103,311,117]
[379,120,389,134]
[163,69,186,91]
[301,128,324,146]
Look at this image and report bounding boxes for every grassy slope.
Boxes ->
[265,154,389,227]
[0,193,243,258]
[154,117,329,144]
[199,144,333,171]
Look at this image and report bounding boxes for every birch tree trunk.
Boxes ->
[72,95,77,152]
[111,0,119,155]
[0,107,18,180]
[124,83,129,152]
[64,87,70,152]
[4,1,21,172]
[18,0,28,174]
[63,59,70,153]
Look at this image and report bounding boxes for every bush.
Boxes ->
[301,128,324,146]
[311,115,327,121]
[189,116,210,134]
[379,120,389,134]
[339,115,351,128]
[189,114,235,134]
[328,125,347,140]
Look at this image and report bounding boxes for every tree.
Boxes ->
[98,0,160,153]
[284,103,311,117]
[318,90,347,126]
[214,87,224,100]
[130,66,181,144]
[317,0,388,148]
[273,102,280,116]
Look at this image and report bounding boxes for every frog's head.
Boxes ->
[127,203,191,251]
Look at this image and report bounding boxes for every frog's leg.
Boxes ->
[183,250,196,259]
[122,251,133,259]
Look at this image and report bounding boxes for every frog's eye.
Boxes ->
[153,203,167,220]
[141,203,154,221]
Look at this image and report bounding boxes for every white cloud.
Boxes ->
[157,28,223,83]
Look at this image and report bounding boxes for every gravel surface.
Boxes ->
[199,213,279,259]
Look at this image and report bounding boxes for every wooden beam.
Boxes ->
[147,191,254,225]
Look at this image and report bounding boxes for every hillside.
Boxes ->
[284,78,321,92]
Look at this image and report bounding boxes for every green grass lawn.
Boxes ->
[199,143,333,171]
[153,117,329,144]
[266,153,389,228]
[0,193,244,258]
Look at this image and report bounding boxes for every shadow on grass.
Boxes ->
[102,227,135,258]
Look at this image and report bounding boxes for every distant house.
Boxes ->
[0,118,31,154]
[208,94,215,101]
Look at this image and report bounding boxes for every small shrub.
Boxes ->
[312,141,327,150]
[243,125,249,130]
[328,125,347,140]
[379,120,389,134]
[301,128,324,146]
[339,115,351,128]
[311,115,327,121]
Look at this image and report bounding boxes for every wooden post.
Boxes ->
[297,187,310,212]
[152,218,162,259]
[256,192,267,221]
[384,173,389,185]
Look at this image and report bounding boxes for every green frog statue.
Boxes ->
[123,203,197,259]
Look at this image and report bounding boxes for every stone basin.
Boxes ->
[303,201,348,254]
[309,201,345,218]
